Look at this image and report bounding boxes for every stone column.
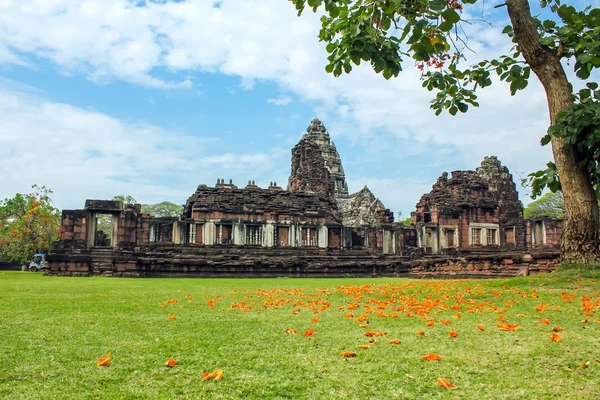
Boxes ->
[318,225,328,248]
[263,222,275,247]
[233,222,244,246]
[203,222,216,245]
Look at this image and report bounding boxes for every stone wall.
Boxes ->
[410,251,560,278]
[46,246,558,278]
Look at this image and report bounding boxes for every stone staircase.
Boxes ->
[89,248,115,276]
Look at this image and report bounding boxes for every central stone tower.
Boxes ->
[303,118,349,196]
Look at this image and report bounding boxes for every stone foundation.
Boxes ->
[46,246,559,278]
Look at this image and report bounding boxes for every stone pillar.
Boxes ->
[263,222,275,247]
[291,224,300,247]
[318,225,328,248]
[233,222,244,246]
[204,222,216,245]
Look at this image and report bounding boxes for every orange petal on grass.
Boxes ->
[437,377,455,389]
[165,358,178,368]
[97,352,111,367]
[440,319,451,325]
[550,332,562,342]
[540,319,550,325]
[212,369,224,381]
[168,313,177,321]
[448,331,458,338]
[582,362,589,369]
[369,338,376,343]
[284,328,298,334]
[497,323,519,331]
[416,331,427,336]
[357,344,370,349]
[340,351,356,358]
[427,320,435,327]
[201,369,224,381]
[304,329,316,337]
[552,326,565,332]
[477,325,485,331]
[388,339,401,344]
[311,318,320,323]
[422,353,442,361]
[360,323,368,328]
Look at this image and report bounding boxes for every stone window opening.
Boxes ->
[94,213,114,247]
[533,221,545,244]
[277,226,290,247]
[246,225,263,245]
[504,227,515,244]
[486,229,497,245]
[446,229,455,247]
[302,227,317,247]
[216,224,232,244]
[471,228,481,245]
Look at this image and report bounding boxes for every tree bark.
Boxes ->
[507,0,600,263]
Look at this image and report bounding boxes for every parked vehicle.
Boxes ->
[28,253,47,272]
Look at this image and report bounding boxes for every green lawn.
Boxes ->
[0,270,599,399]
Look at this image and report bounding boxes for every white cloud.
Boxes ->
[0,0,560,211]
[0,89,286,209]
[267,96,293,106]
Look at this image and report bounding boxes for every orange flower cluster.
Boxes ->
[202,369,224,381]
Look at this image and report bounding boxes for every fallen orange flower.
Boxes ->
[357,344,370,349]
[304,329,315,337]
[340,351,356,358]
[540,319,550,325]
[360,323,368,328]
[165,299,177,305]
[202,369,224,381]
[477,325,485,331]
[427,320,435,327]
[422,353,442,361]
[388,339,401,344]
[552,326,565,332]
[497,323,519,331]
[311,317,320,323]
[550,332,562,342]
[448,330,458,338]
[168,313,177,321]
[165,358,178,368]
[440,319,451,325]
[437,377,455,389]
[369,338,376,343]
[416,331,427,336]
[284,328,298,334]
[97,352,111,367]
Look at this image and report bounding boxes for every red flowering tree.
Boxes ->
[0,185,60,263]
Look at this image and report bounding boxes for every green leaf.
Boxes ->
[457,102,468,113]
[441,9,460,24]
[325,63,334,73]
[439,20,453,32]
[326,43,336,53]
[449,105,458,115]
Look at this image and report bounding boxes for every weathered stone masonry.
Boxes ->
[46,120,562,278]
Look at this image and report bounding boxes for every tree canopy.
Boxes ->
[524,191,564,219]
[0,185,61,263]
[289,0,600,263]
[110,195,182,218]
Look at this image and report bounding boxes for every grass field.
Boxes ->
[1,270,599,399]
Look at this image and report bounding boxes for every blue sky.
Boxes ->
[0,0,564,218]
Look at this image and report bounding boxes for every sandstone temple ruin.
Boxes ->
[47,119,561,278]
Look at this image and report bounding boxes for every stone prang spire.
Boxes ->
[302,118,349,196]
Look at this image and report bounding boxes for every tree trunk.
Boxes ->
[507,0,600,263]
